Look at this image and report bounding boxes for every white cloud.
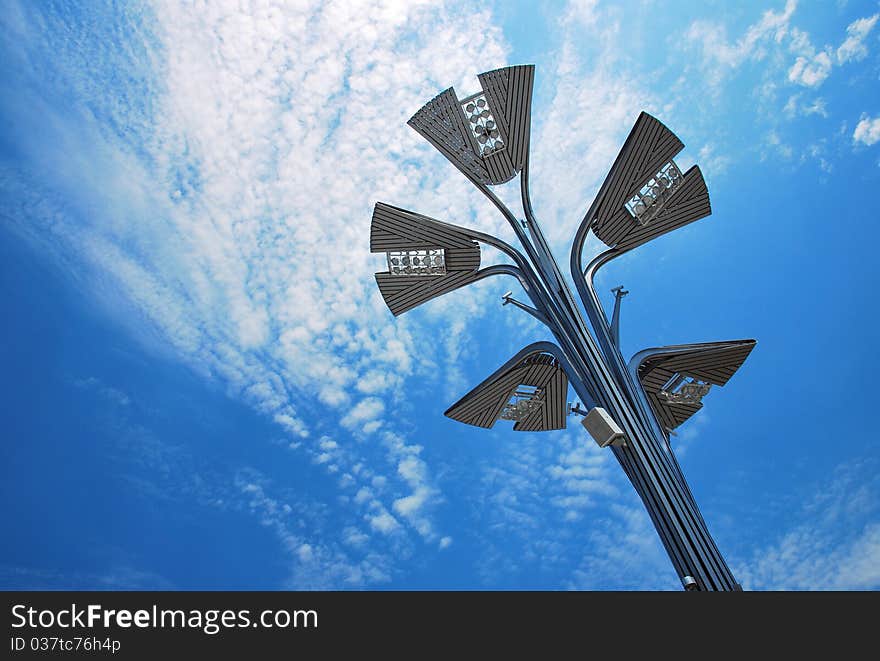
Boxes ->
[374,439,441,541]
[764,129,794,160]
[297,544,314,563]
[393,488,432,518]
[786,13,878,87]
[684,3,871,104]
[788,51,833,87]
[468,430,673,588]
[354,487,373,505]
[367,508,400,534]
[836,14,879,64]
[783,94,828,118]
[545,440,616,518]
[0,565,176,590]
[531,5,658,248]
[696,144,731,177]
[674,409,710,458]
[683,0,797,86]
[361,420,383,434]
[340,397,385,430]
[1,0,521,579]
[853,114,880,146]
[785,27,830,88]
[343,527,370,548]
[735,461,880,590]
[72,376,132,408]
[561,0,600,27]
[236,472,392,587]
[807,142,833,173]
[355,370,394,395]
[740,523,880,590]
[568,503,677,590]
[673,2,846,173]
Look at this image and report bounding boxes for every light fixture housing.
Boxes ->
[631,339,757,432]
[445,343,570,432]
[407,65,535,186]
[370,202,481,316]
[580,112,712,252]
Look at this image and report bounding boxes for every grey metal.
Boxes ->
[501,293,550,326]
[631,340,757,432]
[445,343,569,432]
[408,65,534,186]
[583,112,710,251]
[568,402,590,417]
[581,406,626,448]
[609,286,628,347]
[570,113,744,591]
[370,65,756,591]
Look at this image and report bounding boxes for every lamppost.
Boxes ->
[370,65,755,591]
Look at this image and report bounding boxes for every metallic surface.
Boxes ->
[631,340,757,432]
[445,344,569,432]
[371,202,481,316]
[408,65,534,186]
[610,286,628,348]
[370,65,756,591]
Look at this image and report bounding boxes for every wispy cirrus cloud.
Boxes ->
[530,0,658,249]
[681,2,879,92]
[785,12,878,87]
[64,369,399,588]
[783,94,828,119]
[735,460,880,590]
[682,0,797,89]
[0,565,176,590]
[236,471,393,588]
[1,0,518,584]
[676,1,878,173]
[469,430,674,589]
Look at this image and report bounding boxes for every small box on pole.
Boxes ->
[581,407,626,448]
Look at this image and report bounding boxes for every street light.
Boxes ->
[369,65,756,591]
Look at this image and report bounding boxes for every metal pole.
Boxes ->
[373,65,754,590]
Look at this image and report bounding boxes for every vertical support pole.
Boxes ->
[610,286,628,348]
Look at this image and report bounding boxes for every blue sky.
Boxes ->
[1,0,879,590]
